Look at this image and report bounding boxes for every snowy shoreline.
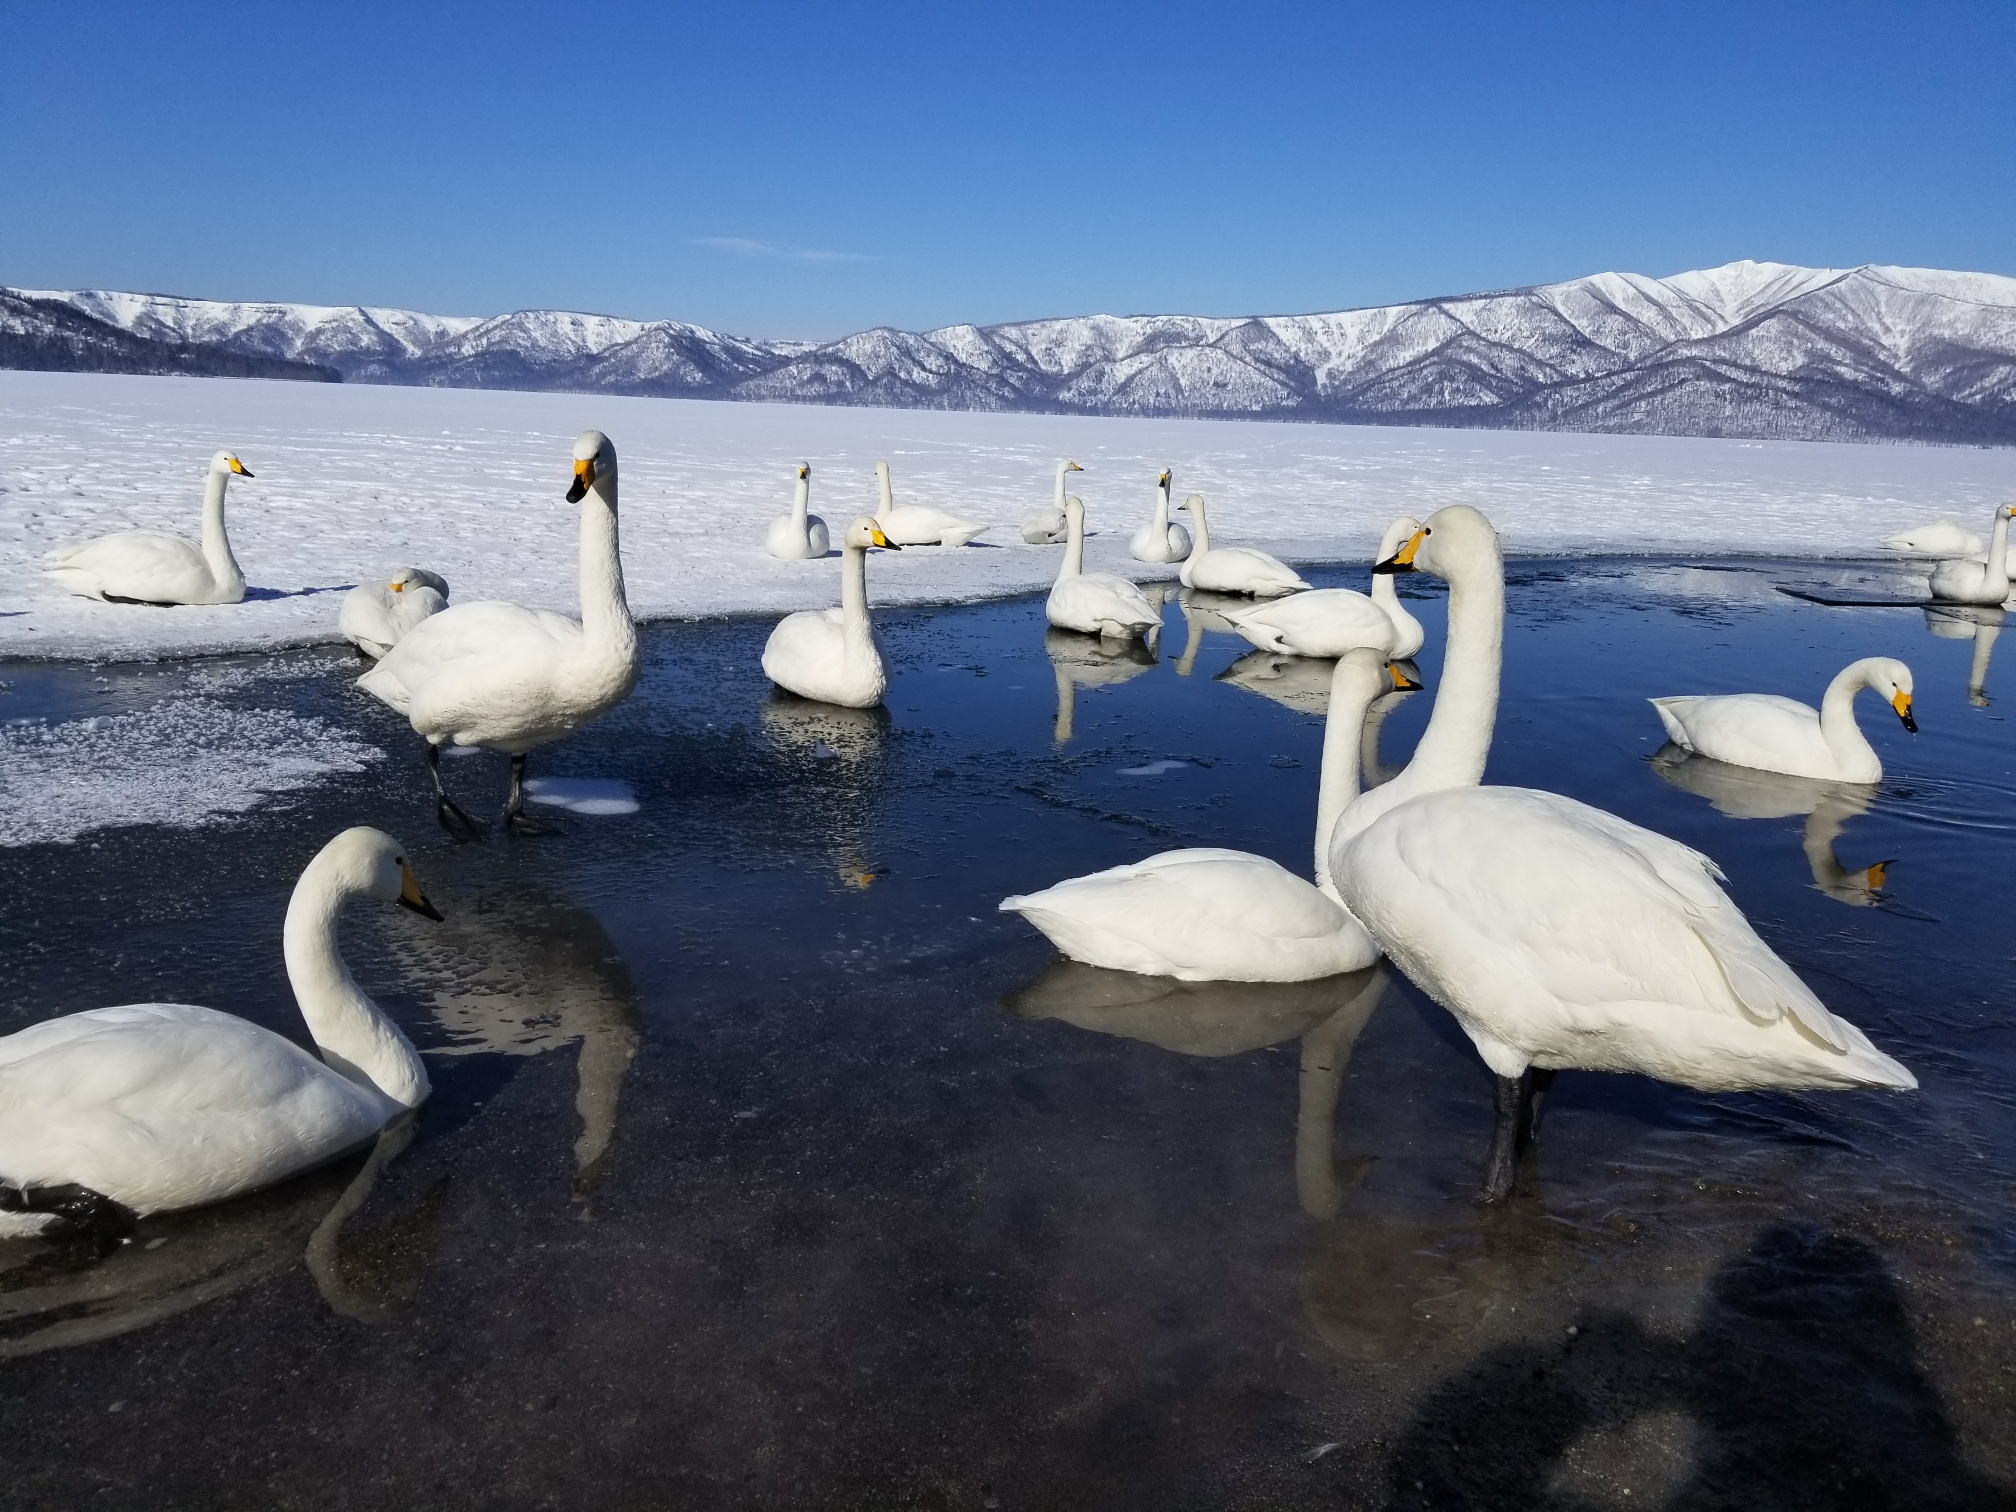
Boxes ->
[2,370,2004,664]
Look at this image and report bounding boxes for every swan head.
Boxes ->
[843,516,900,551]
[1372,505,1495,577]
[797,462,811,481]
[1377,514,1425,558]
[1177,492,1202,513]
[1064,495,1086,521]
[1060,459,1084,476]
[1862,657,1917,732]
[386,566,448,597]
[566,430,616,503]
[315,827,443,921]
[1159,469,1173,490]
[209,450,254,479]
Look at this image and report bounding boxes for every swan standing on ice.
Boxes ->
[360,430,640,834]
[874,460,988,547]
[1176,493,1311,596]
[999,648,1389,982]
[766,463,830,560]
[1929,505,2015,605]
[1325,509,1916,1203]
[45,450,256,606]
[339,567,450,659]
[1650,658,1917,783]
[1222,516,1429,659]
[762,516,901,708]
[1884,520,1984,556]
[1045,497,1162,645]
[0,828,440,1239]
[1130,469,1193,564]
[1021,460,1084,544]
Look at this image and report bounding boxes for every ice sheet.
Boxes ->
[1,371,2008,662]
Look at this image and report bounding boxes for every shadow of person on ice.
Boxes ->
[1379,1223,2013,1511]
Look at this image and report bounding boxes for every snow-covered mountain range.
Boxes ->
[11,260,2016,443]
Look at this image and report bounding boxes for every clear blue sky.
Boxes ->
[5,1,2011,338]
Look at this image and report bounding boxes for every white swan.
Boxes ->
[1021,460,1084,544]
[1221,516,1427,659]
[339,567,450,659]
[1046,497,1162,644]
[0,828,439,1238]
[765,462,831,560]
[1650,658,1916,783]
[44,450,255,606]
[1325,508,1916,1202]
[1130,469,1193,564]
[1176,493,1310,596]
[874,461,988,547]
[359,430,640,832]
[999,649,1387,982]
[1884,520,1983,555]
[1929,505,2015,605]
[762,516,900,708]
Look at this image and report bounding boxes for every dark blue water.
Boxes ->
[1,559,2011,1509]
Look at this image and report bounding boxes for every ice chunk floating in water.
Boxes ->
[1119,760,1190,776]
[523,777,639,815]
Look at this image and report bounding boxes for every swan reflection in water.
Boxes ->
[1002,959,1391,1219]
[1043,629,1157,744]
[1649,747,1891,907]
[1924,604,2002,707]
[1170,588,1249,677]
[760,691,891,886]
[1219,646,1425,745]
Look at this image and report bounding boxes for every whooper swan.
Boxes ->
[1176,493,1310,596]
[1222,516,1429,659]
[766,462,831,560]
[1021,460,1084,544]
[874,461,988,547]
[1045,497,1162,644]
[1650,658,1917,783]
[1928,505,2015,606]
[45,450,256,606]
[1129,469,1193,564]
[762,516,901,708]
[339,567,450,660]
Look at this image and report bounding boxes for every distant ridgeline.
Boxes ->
[6,261,2015,444]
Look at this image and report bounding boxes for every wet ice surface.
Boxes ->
[2,558,2015,1508]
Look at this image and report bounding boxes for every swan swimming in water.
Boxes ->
[1045,497,1162,644]
[873,461,989,547]
[762,516,901,708]
[1000,648,1390,982]
[44,450,256,606]
[1326,508,1916,1203]
[1223,516,1428,660]
[1129,469,1193,564]
[359,430,640,834]
[0,828,440,1239]
[765,462,830,560]
[1650,658,1916,783]
[1928,505,2016,606]
[1021,460,1084,544]
[339,567,450,659]
[1176,493,1311,596]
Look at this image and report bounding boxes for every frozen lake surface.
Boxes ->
[2,560,2013,1507]
[1,370,2010,659]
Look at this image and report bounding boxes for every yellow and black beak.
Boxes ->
[1373,527,1429,575]
[1892,689,1917,733]
[1386,661,1423,692]
[1068,461,1083,473]
[798,464,809,479]
[397,862,444,921]
[228,458,254,478]
[567,456,596,503]
[870,525,901,550]
[1158,470,1170,485]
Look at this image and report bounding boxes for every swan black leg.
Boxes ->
[1478,1075,1527,1205]
[427,743,486,841]
[502,752,556,835]
[2,1182,136,1241]
[1525,1068,1558,1144]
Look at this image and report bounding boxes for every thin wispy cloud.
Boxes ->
[692,237,877,265]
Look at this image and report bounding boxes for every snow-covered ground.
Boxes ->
[1,370,2008,662]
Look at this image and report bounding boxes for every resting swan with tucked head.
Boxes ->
[762,516,901,708]
[0,828,440,1239]
[1021,460,1084,544]
[1223,516,1429,660]
[1046,497,1161,644]
[1929,505,2016,606]
[45,450,256,606]
[359,430,640,834]
[874,461,988,547]
[1176,493,1311,596]
[339,567,450,659]
[1650,658,1916,784]
[1326,508,1916,1203]
[766,463,830,560]
[999,649,1390,982]
[1130,469,1193,564]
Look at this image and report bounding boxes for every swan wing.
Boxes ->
[1189,547,1310,596]
[883,505,987,546]
[1648,693,1829,772]
[44,532,214,602]
[1225,590,1394,656]
[1047,575,1160,635]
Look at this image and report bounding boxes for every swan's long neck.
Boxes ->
[1313,656,1388,897]
[876,464,894,523]
[199,468,245,597]
[1989,510,2011,583]
[1368,520,1415,631]
[1054,465,1069,514]
[840,542,878,662]
[1295,967,1387,1220]
[1330,524,1503,854]
[1153,479,1171,531]
[1818,662,1883,775]
[792,474,810,527]
[1188,498,1212,555]
[283,861,428,1109]
[1059,506,1085,580]
[579,478,638,676]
